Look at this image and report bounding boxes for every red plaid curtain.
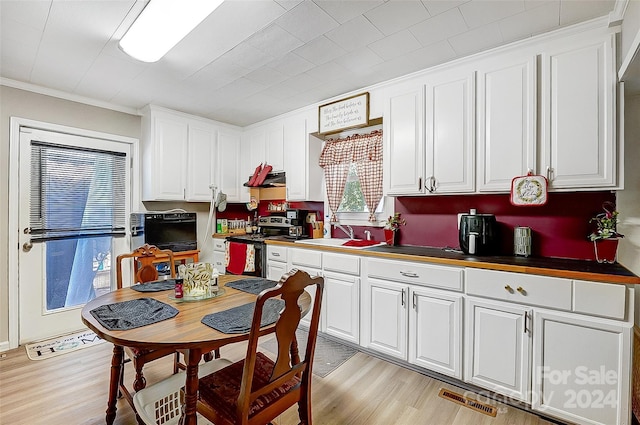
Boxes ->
[319,130,383,222]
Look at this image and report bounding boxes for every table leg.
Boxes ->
[179,348,202,425]
[107,345,124,425]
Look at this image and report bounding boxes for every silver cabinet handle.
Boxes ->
[504,285,513,293]
[22,242,33,252]
[412,292,417,309]
[523,311,529,334]
[418,177,422,191]
[272,252,280,257]
[401,289,406,306]
[400,271,419,278]
[546,166,554,181]
[517,286,526,295]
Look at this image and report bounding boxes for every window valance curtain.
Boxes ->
[319,130,383,222]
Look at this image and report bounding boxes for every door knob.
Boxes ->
[22,242,33,252]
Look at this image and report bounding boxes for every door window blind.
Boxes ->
[30,141,127,241]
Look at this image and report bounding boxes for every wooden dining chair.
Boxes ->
[131,268,324,425]
[196,268,324,425]
[114,245,180,407]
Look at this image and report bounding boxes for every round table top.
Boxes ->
[81,275,311,352]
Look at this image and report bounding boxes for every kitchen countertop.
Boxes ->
[265,240,640,285]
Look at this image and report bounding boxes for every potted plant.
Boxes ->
[383,213,406,246]
[589,201,624,263]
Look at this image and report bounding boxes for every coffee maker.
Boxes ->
[459,211,499,255]
[286,209,309,238]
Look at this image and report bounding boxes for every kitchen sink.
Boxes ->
[293,238,386,250]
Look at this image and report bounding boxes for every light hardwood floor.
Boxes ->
[0,337,557,425]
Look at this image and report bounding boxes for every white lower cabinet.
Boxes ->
[288,248,322,330]
[465,297,532,402]
[532,309,632,425]
[409,287,463,379]
[266,245,287,281]
[323,272,359,344]
[363,258,464,379]
[363,277,408,359]
[212,238,226,274]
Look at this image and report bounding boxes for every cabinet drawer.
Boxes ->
[323,253,359,275]
[212,238,226,252]
[267,245,287,263]
[290,248,322,269]
[466,268,571,310]
[367,258,463,291]
[573,280,627,320]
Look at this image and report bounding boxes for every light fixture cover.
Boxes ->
[119,0,223,62]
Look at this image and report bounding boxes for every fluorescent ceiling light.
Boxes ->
[119,0,224,63]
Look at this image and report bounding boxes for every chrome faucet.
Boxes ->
[333,223,354,239]
[364,230,371,241]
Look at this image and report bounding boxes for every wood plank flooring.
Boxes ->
[0,337,556,425]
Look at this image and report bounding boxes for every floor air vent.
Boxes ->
[438,388,498,417]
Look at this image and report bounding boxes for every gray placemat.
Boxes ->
[130,279,176,292]
[225,278,278,295]
[201,298,285,334]
[90,298,179,331]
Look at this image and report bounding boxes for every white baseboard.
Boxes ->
[0,340,11,352]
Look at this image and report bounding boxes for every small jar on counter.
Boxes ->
[174,278,184,298]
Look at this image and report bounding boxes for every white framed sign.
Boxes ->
[318,92,370,135]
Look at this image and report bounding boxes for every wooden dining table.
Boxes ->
[81,274,311,425]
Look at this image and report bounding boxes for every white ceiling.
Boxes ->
[0,0,619,127]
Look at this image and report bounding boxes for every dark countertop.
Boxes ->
[266,240,640,285]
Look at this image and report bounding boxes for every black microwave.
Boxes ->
[131,212,197,252]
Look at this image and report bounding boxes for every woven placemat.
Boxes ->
[130,279,176,292]
[201,299,284,334]
[90,298,179,331]
[225,278,277,295]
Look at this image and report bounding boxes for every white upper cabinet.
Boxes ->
[541,32,617,189]
[216,127,245,203]
[283,110,323,201]
[383,86,425,195]
[266,124,284,172]
[141,106,215,202]
[245,124,285,173]
[424,69,475,193]
[186,121,217,201]
[477,55,537,192]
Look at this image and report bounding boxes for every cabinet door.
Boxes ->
[186,122,216,201]
[212,251,226,275]
[323,272,359,344]
[247,129,266,171]
[363,278,407,359]
[425,71,475,193]
[465,297,531,402]
[153,114,188,200]
[477,56,536,191]
[541,33,616,189]
[384,88,425,195]
[266,124,284,172]
[283,113,323,202]
[409,287,462,379]
[216,129,245,202]
[532,309,631,425]
[266,260,286,282]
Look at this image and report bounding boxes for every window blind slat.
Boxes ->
[30,141,127,241]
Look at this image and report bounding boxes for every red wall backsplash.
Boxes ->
[221,192,616,262]
[390,192,616,261]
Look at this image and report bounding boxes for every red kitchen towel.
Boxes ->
[253,164,273,186]
[226,242,248,275]
[342,239,381,247]
[247,163,263,187]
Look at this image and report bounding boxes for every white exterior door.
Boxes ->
[18,127,131,344]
